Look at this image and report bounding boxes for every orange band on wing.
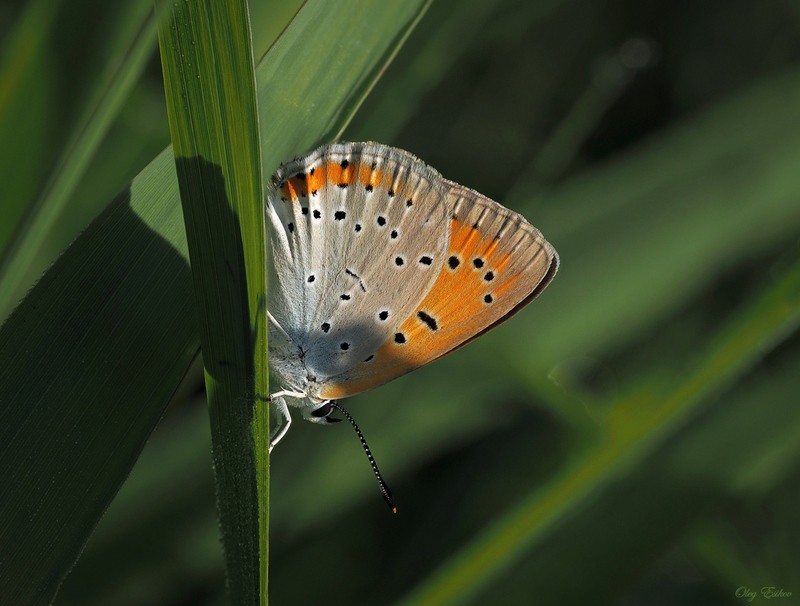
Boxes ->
[319,213,553,400]
[280,159,393,203]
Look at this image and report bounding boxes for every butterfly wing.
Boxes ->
[317,180,558,400]
[267,142,453,380]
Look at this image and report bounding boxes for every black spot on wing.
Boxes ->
[417,311,438,331]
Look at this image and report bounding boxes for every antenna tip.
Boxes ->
[382,486,396,513]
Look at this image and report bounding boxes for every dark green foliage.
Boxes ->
[2,0,799,604]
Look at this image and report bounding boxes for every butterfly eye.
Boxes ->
[311,402,334,418]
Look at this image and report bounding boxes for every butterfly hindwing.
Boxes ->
[318,181,559,400]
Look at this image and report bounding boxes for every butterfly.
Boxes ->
[266,142,558,509]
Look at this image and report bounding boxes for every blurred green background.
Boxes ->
[2,0,800,604]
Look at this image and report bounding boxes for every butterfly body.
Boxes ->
[266,142,558,448]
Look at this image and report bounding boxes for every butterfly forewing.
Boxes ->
[267,143,452,379]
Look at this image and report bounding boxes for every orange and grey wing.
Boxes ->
[267,143,451,379]
[318,183,559,400]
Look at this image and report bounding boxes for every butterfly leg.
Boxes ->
[268,396,292,453]
[269,389,307,400]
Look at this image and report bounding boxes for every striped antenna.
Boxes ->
[330,401,396,513]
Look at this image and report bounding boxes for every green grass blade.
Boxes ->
[346,0,526,143]
[156,0,268,602]
[248,2,306,61]
[0,1,306,325]
[398,258,800,606]
[254,0,434,171]
[0,0,58,250]
[0,162,194,606]
[54,399,220,606]
[0,1,431,603]
[0,0,156,319]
